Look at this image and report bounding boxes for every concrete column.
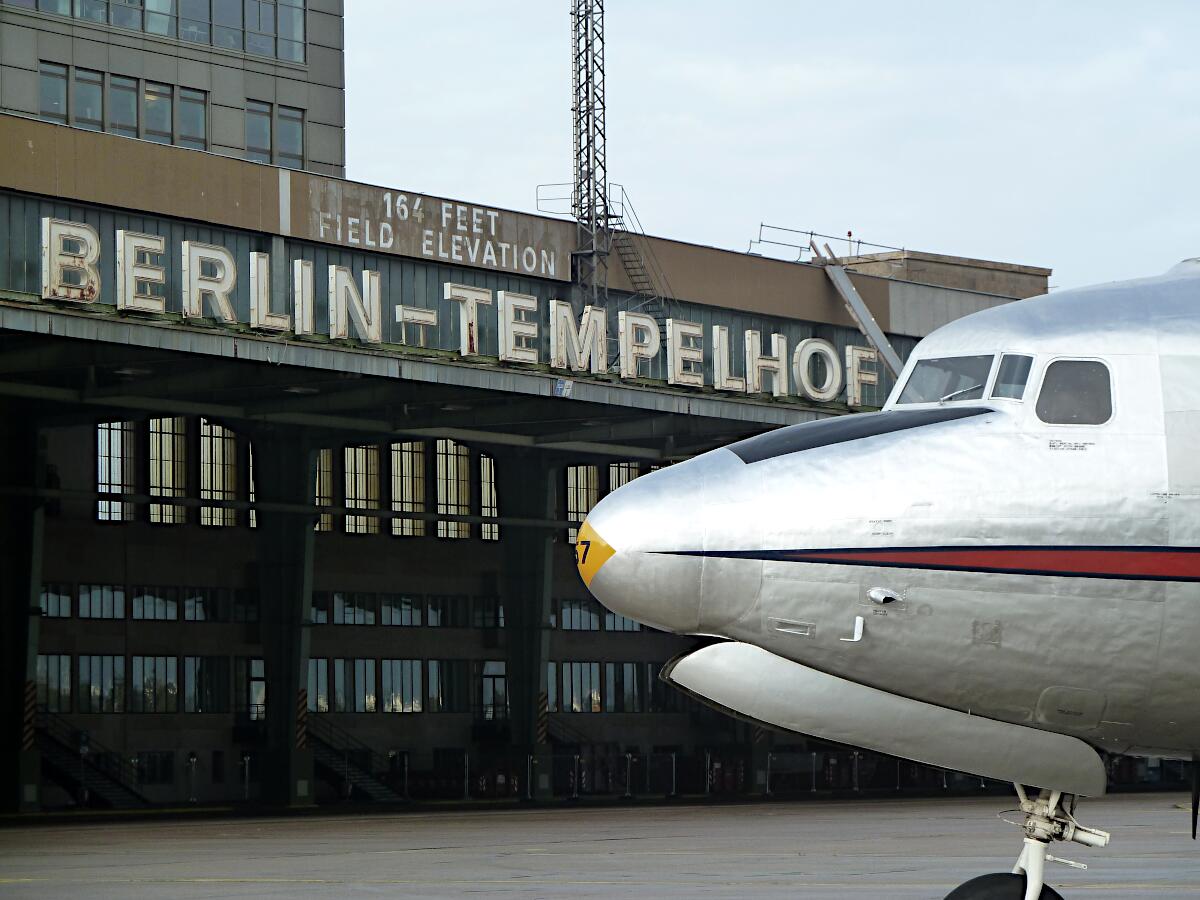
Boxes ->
[248,426,316,807]
[492,449,559,800]
[0,405,44,812]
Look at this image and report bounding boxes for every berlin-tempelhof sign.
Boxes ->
[38,215,882,408]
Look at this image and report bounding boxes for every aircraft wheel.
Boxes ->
[944,873,1065,899]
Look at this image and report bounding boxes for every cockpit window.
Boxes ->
[990,354,1034,400]
[897,355,994,404]
[1036,360,1112,425]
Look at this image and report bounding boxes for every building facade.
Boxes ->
[0,0,345,174]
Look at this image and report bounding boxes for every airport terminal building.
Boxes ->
[0,1,1063,810]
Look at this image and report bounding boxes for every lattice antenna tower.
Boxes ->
[571,0,609,307]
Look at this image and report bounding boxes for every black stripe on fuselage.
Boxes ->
[726,406,991,464]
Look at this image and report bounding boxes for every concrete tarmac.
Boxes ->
[0,793,1196,898]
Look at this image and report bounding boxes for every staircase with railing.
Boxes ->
[307,716,405,803]
[606,183,677,347]
[36,710,151,809]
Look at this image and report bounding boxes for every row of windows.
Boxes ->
[39,63,207,147]
[36,653,261,714]
[40,583,258,622]
[7,0,306,62]
[305,657,507,717]
[37,63,305,166]
[546,661,686,714]
[310,592,505,629]
[98,420,499,539]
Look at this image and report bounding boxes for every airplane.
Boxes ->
[575,260,1200,900]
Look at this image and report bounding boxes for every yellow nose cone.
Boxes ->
[575,519,616,587]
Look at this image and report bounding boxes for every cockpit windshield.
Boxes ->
[897,355,995,404]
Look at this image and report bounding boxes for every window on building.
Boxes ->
[34,0,69,12]
[332,657,347,712]
[232,590,259,623]
[178,0,210,42]
[110,0,142,30]
[144,0,175,36]
[309,591,329,624]
[36,654,71,712]
[390,441,426,537]
[236,657,266,720]
[546,662,557,712]
[109,74,138,137]
[76,0,106,23]
[212,0,242,49]
[242,0,274,55]
[199,418,237,526]
[78,654,125,713]
[604,610,642,632]
[179,87,207,150]
[382,659,422,713]
[183,656,229,713]
[344,444,380,534]
[472,597,504,629]
[130,655,178,713]
[480,453,499,541]
[332,591,375,626]
[353,658,376,712]
[314,447,333,532]
[427,659,469,713]
[604,662,643,713]
[277,0,304,62]
[307,657,328,712]
[245,99,272,163]
[648,663,685,713]
[435,439,471,539]
[426,595,469,628]
[478,661,507,720]
[565,465,599,543]
[150,416,187,523]
[132,586,179,620]
[135,750,175,785]
[73,68,103,131]
[40,583,72,618]
[183,587,234,621]
[248,445,258,528]
[380,594,422,626]
[560,598,600,631]
[97,421,135,522]
[608,462,641,491]
[560,661,601,713]
[143,81,173,144]
[78,584,125,619]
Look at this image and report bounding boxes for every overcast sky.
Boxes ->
[345,1,1200,291]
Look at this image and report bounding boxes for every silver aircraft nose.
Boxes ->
[577,450,759,635]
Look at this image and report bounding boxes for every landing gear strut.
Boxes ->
[944,784,1110,900]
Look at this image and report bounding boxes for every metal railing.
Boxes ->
[37,709,147,799]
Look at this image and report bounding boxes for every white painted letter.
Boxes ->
[41,218,101,303]
[666,319,704,388]
[549,300,607,374]
[618,311,660,379]
[745,331,788,396]
[846,345,879,408]
[792,338,844,403]
[497,291,539,364]
[181,241,238,322]
[444,283,493,355]
[712,325,746,392]
[115,230,165,314]
[394,305,439,346]
[293,259,314,335]
[249,252,291,331]
[327,266,382,343]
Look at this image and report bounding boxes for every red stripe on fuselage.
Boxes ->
[787,548,1200,580]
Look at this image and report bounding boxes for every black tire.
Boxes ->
[944,873,1065,899]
